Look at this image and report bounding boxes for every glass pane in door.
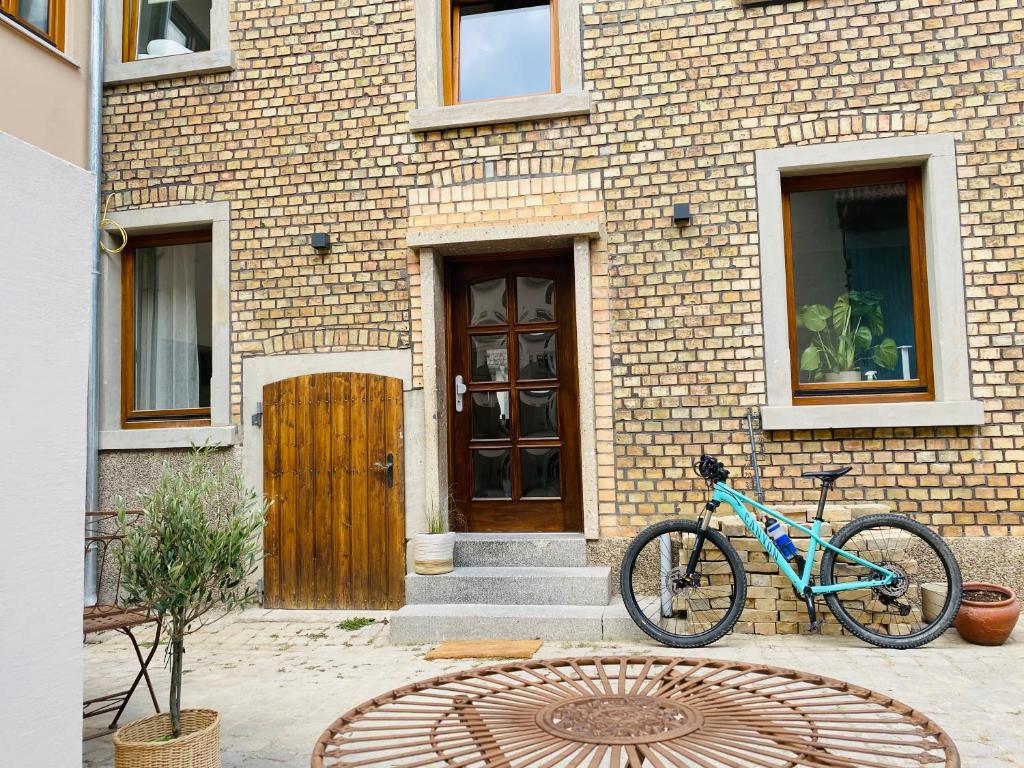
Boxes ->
[521,448,560,497]
[518,331,557,379]
[473,449,512,498]
[519,389,557,438]
[469,278,507,326]
[516,276,555,322]
[471,335,509,382]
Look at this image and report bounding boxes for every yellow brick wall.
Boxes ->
[101,0,1024,540]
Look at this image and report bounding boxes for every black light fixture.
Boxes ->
[673,203,691,227]
[310,232,331,251]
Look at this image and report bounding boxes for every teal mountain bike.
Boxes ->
[620,455,963,649]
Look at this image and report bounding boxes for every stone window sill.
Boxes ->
[104,49,234,86]
[761,400,985,431]
[409,91,592,133]
[99,425,237,450]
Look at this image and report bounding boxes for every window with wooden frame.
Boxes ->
[783,167,933,404]
[121,0,211,62]
[1,0,65,49]
[441,0,559,105]
[121,230,213,428]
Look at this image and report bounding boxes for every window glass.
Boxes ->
[458,0,552,102]
[133,241,212,411]
[789,178,921,390]
[135,0,211,59]
[16,0,48,32]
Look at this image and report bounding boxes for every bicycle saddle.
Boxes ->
[800,466,853,483]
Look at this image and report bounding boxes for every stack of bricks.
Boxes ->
[711,503,889,635]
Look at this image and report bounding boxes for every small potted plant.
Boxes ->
[954,582,1020,646]
[413,491,457,575]
[112,447,266,768]
[797,290,898,383]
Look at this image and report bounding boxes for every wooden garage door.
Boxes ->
[262,372,405,609]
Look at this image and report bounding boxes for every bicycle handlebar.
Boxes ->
[695,454,730,486]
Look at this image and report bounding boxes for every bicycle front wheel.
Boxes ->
[620,519,746,648]
[821,513,962,649]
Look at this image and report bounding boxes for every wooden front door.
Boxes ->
[447,255,582,532]
[262,372,405,609]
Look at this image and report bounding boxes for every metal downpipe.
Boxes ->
[84,0,105,605]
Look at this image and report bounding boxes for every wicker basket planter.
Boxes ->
[413,532,455,574]
[114,709,221,768]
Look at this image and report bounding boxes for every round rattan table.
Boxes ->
[312,656,959,768]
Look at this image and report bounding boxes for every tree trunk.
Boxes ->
[169,626,184,738]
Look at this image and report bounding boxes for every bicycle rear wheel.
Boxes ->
[820,513,962,649]
[620,519,746,648]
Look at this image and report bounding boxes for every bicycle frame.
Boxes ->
[711,482,896,595]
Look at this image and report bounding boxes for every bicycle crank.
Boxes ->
[803,590,823,634]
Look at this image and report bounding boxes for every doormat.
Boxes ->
[424,639,543,660]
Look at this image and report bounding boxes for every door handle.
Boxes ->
[376,453,394,488]
[454,374,468,413]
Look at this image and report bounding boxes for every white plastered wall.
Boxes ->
[0,131,93,768]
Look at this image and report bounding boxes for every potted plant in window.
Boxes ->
[797,290,898,383]
[413,490,459,575]
[112,446,266,768]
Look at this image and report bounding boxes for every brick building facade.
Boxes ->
[98,0,1023,634]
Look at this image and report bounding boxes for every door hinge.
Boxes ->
[258,577,265,603]
[252,401,263,428]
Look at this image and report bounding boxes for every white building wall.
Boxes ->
[0,131,94,766]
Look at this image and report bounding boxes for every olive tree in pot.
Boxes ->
[797,291,898,383]
[113,447,266,768]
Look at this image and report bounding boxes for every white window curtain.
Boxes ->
[134,245,201,410]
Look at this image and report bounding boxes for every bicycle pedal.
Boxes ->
[805,620,824,635]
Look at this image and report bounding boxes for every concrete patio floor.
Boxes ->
[84,609,1023,767]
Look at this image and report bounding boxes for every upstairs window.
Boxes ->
[784,167,933,403]
[1,0,65,48]
[442,0,557,104]
[121,231,213,427]
[122,0,211,62]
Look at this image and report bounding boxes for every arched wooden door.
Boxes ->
[262,372,405,609]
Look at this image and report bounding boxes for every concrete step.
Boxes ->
[405,566,611,606]
[454,533,587,568]
[390,603,605,644]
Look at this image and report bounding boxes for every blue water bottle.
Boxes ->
[765,519,799,560]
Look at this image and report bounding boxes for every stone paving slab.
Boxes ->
[84,608,1024,767]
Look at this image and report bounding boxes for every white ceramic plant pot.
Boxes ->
[414,532,455,575]
[824,370,861,383]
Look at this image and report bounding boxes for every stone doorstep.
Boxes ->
[453,532,588,568]
[405,566,612,606]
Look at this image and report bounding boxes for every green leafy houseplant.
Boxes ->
[117,447,267,738]
[796,290,898,381]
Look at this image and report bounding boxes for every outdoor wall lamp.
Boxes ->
[310,232,331,252]
[673,203,691,227]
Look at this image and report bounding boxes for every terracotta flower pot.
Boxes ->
[953,582,1020,646]
[114,709,220,768]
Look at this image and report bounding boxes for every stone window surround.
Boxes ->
[99,201,234,450]
[412,223,604,538]
[409,0,591,132]
[756,133,984,431]
[103,0,233,85]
